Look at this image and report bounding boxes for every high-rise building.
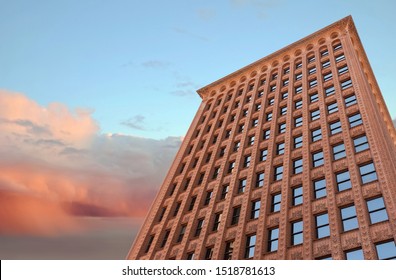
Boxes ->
[127,16,396,260]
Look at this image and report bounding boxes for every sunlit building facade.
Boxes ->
[128,16,396,260]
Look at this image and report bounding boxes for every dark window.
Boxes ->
[333,143,346,160]
[314,178,326,199]
[212,167,220,179]
[238,178,247,193]
[280,106,287,115]
[316,213,330,238]
[353,135,369,153]
[292,185,303,206]
[219,147,226,157]
[252,118,259,127]
[271,193,281,212]
[375,240,396,260]
[344,94,357,107]
[268,97,275,105]
[204,191,213,205]
[367,197,388,224]
[260,149,268,161]
[311,109,320,120]
[295,100,303,109]
[177,225,187,242]
[276,142,285,155]
[158,207,167,222]
[341,79,352,89]
[312,151,324,167]
[279,123,286,134]
[293,158,303,174]
[160,230,170,248]
[272,73,278,80]
[249,84,254,91]
[205,153,212,163]
[255,103,261,111]
[245,235,256,259]
[270,85,276,92]
[294,135,303,148]
[348,113,362,128]
[225,129,231,139]
[333,43,342,51]
[336,170,351,191]
[335,54,345,62]
[325,85,335,96]
[311,128,322,142]
[295,86,303,94]
[322,60,330,68]
[231,207,241,225]
[266,112,273,121]
[173,202,181,216]
[291,220,303,245]
[251,200,261,219]
[183,178,191,190]
[295,73,303,81]
[248,135,255,146]
[268,228,279,252]
[195,219,204,237]
[359,162,377,184]
[327,102,338,114]
[224,240,234,260]
[145,234,155,253]
[295,116,303,127]
[205,247,213,260]
[284,67,290,74]
[345,248,364,260]
[260,79,266,85]
[220,185,229,200]
[256,172,265,188]
[330,120,342,135]
[263,129,271,140]
[321,49,329,57]
[197,172,205,185]
[296,62,302,69]
[212,212,222,231]
[309,79,318,88]
[169,183,177,196]
[243,155,251,168]
[341,205,358,232]
[282,92,289,99]
[233,142,240,152]
[189,196,197,211]
[323,72,333,82]
[238,124,244,133]
[257,90,264,97]
[338,65,348,75]
[308,56,315,63]
[228,161,235,173]
[283,79,289,86]
[274,165,283,181]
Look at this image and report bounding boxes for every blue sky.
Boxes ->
[1,0,395,140]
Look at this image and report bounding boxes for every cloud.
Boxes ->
[172,27,209,42]
[229,0,279,19]
[141,60,170,69]
[0,90,181,236]
[120,114,146,131]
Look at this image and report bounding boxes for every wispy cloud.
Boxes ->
[172,27,210,42]
[141,60,170,69]
[120,114,146,131]
[229,0,279,19]
[196,8,216,21]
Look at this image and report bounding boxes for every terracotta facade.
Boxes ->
[127,16,396,260]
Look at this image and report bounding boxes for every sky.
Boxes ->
[0,0,395,259]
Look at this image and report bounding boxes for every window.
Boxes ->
[234,101,240,108]
[212,167,220,179]
[238,178,247,193]
[212,212,222,231]
[333,143,346,160]
[329,120,342,135]
[308,67,316,74]
[309,79,317,88]
[238,124,244,133]
[279,123,286,134]
[322,60,330,68]
[323,72,333,82]
[295,100,303,109]
[238,89,243,96]
[344,94,357,107]
[312,151,324,167]
[325,85,335,96]
[291,220,303,245]
[158,207,166,222]
[225,129,231,139]
[272,73,278,80]
[274,165,283,181]
[270,85,276,92]
[217,120,223,128]
[311,128,322,142]
[345,248,364,260]
[283,79,289,86]
[353,135,369,152]
[348,113,362,128]
[316,213,330,238]
[255,103,261,111]
[252,118,259,127]
[260,78,266,85]
[160,230,170,248]
[205,247,214,260]
[367,197,388,224]
[169,183,177,196]
[266,112,273,121]
[375,241,396,260]
[282,92,289,99]
[271,193,281,212]
[338,65,348,75]
[257,90,264,97]
[260,149,268,161]
[249,84,254,91]
[284,67,290,74]
[205,153,212,163]
[243,155,251,168]
[268,97,275,105]
[359,162,377,184]
[341,79,352,89]
[245,235,256,259]
[293,158,303,174]
[231,207,241,225]
[340,205,358,232]
[251,200,261,219]
[224,240,234,260]
[219,147,226,157]
[295,86,303,94]
[276,142,285,155]
[327,102,338,114]
[311,109,320,120]
[310,92,319,103]
[220,185,229,200]
[321,49,329,57]
[228,161,235,173]
[256,172,265,187]
[308,56,315,63]
[189,196,197,211]
[204,191,213,205]
[335,54,345,62]
[197,172,205,185]
[292,185,303,206]
[295,116,303,127]
[145,234,155,253]
[296,62,302,69]
[248,135,255,146]
[280,106,287,115]
[295,73,303,81]
[195,219,204,237]
[294,135,303,148]
[183,178,191,190]
[233,142,240,152]
[177,225,187,242]
[314,178,326,199]
[336,170,351,191]
[268,228,279,252]
[173,202,181,216]
[263,129,271,140]
[333,43,342,51]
